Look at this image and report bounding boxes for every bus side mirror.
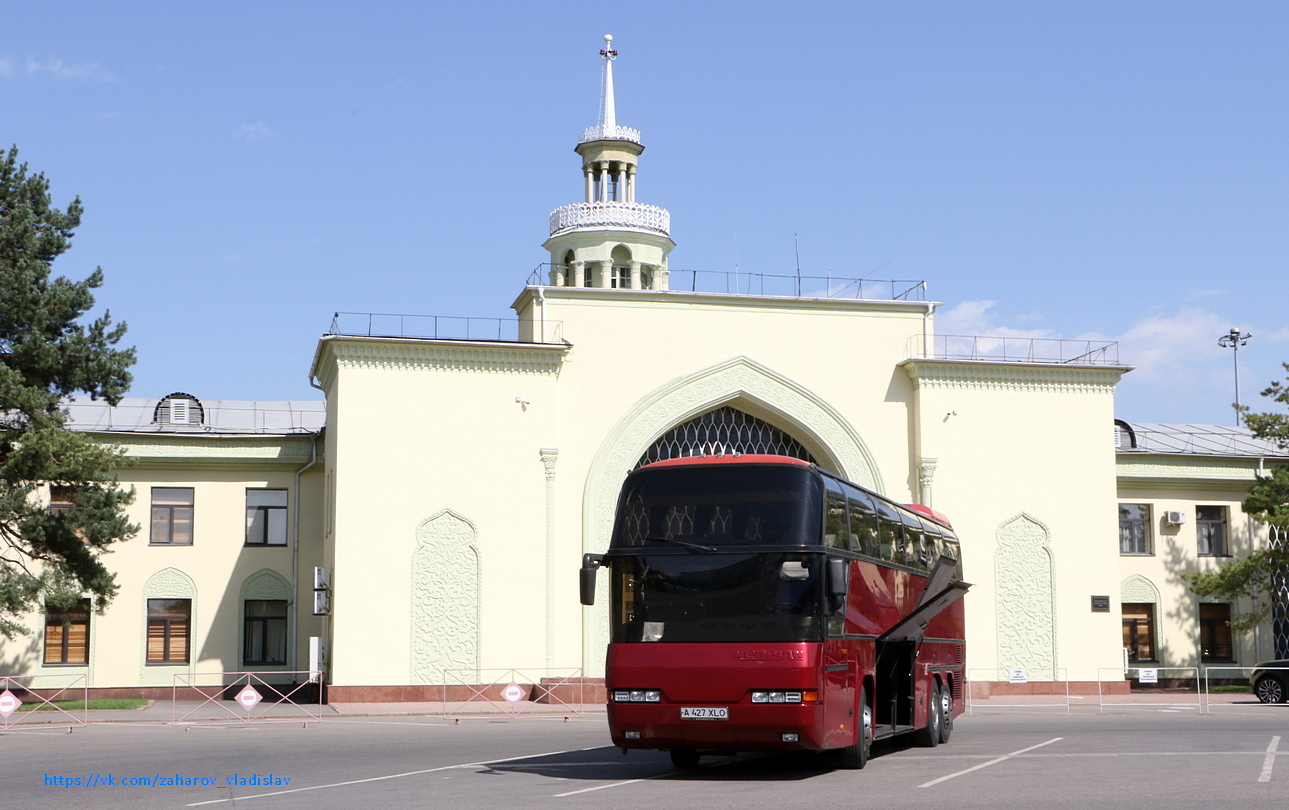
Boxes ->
[826,557,849,614]
[580,554,605,606]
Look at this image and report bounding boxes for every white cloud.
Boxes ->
[232,122,273,142]
[934,300,1053,339]
[2,57,112,81]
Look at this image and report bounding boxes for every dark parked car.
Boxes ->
[1250,660,1289,703]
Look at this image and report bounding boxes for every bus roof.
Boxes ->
[639,454,814,469]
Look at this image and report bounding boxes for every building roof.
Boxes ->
[1118,421,1289,458]
[64,396,325,436]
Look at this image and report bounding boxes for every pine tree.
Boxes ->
[0,145,137,638]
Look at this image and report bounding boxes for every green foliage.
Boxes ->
[1183,366,1289,634]
[0,145,137,638]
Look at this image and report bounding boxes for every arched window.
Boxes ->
[636,406,815,468]
[610,245,632,289]
[562,251,576,287]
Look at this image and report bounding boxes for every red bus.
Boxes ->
[580,454,969,769]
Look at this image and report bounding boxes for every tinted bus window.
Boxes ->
[824,483,850,551]
[848,492,880,558]
[873,499,903,563]
[612,465,823,548]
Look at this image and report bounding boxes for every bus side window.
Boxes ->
[848,496,879,558]
[902,519,924,570]
[824,489,850,551]
[879,516,902,562]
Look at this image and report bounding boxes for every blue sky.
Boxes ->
[5,1,1287,425]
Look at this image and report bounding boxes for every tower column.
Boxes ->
[626,166,636,203]
[584,166,594,203]
[596,260,612,288]
[629,261,641,290]
[598,161,611,202]
[571,260,586,287]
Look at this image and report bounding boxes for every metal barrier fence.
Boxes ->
[442,668,585,720]
[1095,667,1201,714]
[0,674,88,732]
[1203,666,1285,713]
[171,671,324,728]
[966,668,1071,715]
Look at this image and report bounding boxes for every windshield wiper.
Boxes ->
[643,536,717,553]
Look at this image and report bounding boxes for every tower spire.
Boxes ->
[599,34,617,133]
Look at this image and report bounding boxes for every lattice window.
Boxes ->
[635,407,815,468]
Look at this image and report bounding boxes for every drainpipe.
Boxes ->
[289,375,325,673]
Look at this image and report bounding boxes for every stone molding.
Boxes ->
[902,360,1125,395]
[320,337,567,381]
[411,510,481,684]
[1117,456,1266,483]
[994,513,1058,675]
[580,355,884,673]
[1121,574,1161,604]
[97,435,317,462]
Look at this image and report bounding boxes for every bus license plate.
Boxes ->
[680,707,728,720]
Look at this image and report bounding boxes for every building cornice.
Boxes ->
[1116,454,1282,485]
[900,359,1129,394]
[310,335,569,386]
[512,285,935,317]
[86,433,321,466]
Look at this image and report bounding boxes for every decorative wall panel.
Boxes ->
[994,513,1057,677]
[411,510,481,683]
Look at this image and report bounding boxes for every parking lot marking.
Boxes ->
[1259,736,1280,783]
[918,737,1063,788]
[184,746,591,806]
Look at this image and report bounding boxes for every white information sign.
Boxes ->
[236,685,263,710]
[501,683,525,703]
[1008,668,1029,684]
[1138,668,1158,684]
[0,689,22,718]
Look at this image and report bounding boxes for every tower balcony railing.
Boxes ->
[549,201,670,237]
[578,124,642,144]
[907,333,1121,365]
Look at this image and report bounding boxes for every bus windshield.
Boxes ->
[610,465,823,549]
[611,552,823,643]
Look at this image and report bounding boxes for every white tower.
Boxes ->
[544,34,674,290]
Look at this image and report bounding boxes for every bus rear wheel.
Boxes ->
[914,683,941,748]
[670,749,701,769]
[837,686,872,770]
[937,683,952,744]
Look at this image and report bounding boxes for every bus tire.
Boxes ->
[670,749,701,769]
[914,683,941,748]
[837,687,871,770]
[937,683,952,744]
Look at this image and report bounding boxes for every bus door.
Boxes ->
[821,553,855,748]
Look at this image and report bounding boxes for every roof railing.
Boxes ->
[908,334,1121,366]
[327,312,565,344]
[526,265,928,302]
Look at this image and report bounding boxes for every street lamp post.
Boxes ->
[1217,328,1251,426]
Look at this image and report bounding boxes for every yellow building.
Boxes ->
[6,37,1286,700]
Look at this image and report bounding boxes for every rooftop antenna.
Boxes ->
[794,233,802,297]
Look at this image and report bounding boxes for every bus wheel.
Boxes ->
[938,683,952,744]
[914,683,941,748]
[837,687,871,770]
[670,749,701,769]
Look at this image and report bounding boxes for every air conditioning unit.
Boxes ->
[1166,510,1187,525]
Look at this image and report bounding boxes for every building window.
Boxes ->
[1119,503,1152,555]
[1197,505,1229,557]
[243,600,288,665]
[150,488,194,545]
[48,486,75,516]
[245,490,288,546]
[1199,603,1234,662]
[1121,602,1156,662]
[44,600,90,665]
[610,266,629,288]
[146,599,190,664]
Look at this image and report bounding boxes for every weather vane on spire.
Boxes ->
[600,33,617,60]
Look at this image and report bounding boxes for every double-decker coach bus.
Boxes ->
[580,454,969,770]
